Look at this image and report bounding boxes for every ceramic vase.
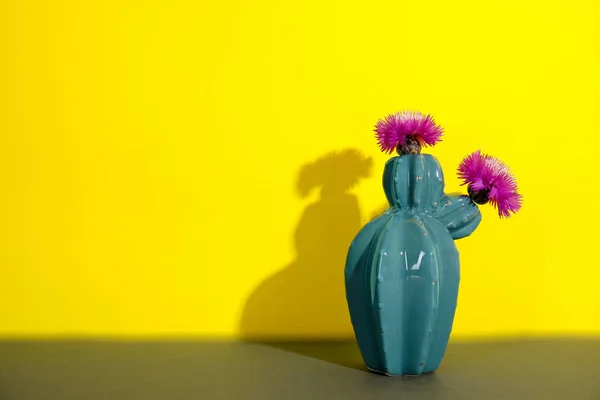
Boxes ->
[344,154,481,376]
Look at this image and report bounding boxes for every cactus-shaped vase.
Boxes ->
[344,154,481,376]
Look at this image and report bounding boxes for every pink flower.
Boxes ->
[374,111,444,154]
[458,150,523,218]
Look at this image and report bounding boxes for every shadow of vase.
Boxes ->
[239,149,373,344]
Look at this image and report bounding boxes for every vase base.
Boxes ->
[367,366,436,377]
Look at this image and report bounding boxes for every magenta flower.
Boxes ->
[458,150,523,218]
[375,111,444,154]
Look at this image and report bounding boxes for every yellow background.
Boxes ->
[1,0,599,339]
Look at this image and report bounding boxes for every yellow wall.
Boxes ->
[1,0,599,339]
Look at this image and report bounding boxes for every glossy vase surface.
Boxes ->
[344,154,481,376]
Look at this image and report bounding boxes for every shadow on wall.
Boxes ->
[239,149,373,339]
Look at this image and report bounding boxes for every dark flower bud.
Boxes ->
[396,136,421,155]
[467,185,490,205]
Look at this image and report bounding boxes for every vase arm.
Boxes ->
[434,193,481,240]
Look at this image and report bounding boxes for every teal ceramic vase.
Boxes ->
[344,154,481,376]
